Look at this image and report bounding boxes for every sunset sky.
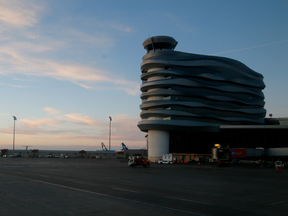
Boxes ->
[1,0,288,150]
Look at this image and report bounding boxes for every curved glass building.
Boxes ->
[138,36,266,161]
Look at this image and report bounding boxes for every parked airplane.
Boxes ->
[101,142,129,152]
[101,142,112,151]
[121,143,128,150]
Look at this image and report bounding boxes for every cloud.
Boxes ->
[0,82,29,88]
[0,0,139,95]
[64,113,101,127]
[52,135,96,140]
[0,128,11,134]
[44,107,61,115]
[0,110,146,148]
[9,41,65,53]
[20,118,62,129]
[0,0,44,28]
[0,47,140,95]
[67,29,115,47]
[106,114,144,141]
[0,111,142,138]
[211,39,288,55]
[89,17,133,33]
[110,24,132,33]
[73,82,94,89]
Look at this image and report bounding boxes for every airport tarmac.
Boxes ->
[0,158,287,216]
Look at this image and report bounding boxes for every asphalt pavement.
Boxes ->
[0,158,287,216]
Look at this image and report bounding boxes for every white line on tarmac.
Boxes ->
[113,188,139,193]
[166,196,215,206]
[23,177,207,216]
[68,180,84,184]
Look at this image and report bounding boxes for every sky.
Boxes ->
[0,0,288,151]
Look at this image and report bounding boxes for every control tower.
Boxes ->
[138,36,266,161]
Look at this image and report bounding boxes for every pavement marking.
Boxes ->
[113,188,139,193]
[166,196,215,206]
[223,200,288,215]
[269,200,287,205]
[23,177,207,216]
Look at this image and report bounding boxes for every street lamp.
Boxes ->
[109,116,112,151]
[12,116,17,150]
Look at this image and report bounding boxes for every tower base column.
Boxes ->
[148,130,169,162]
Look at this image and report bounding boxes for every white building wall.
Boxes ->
[148,130,169,162]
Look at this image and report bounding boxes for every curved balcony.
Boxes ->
[138,36,266,133]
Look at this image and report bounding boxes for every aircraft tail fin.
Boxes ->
[121,143,128,150]
[101,142,108,151]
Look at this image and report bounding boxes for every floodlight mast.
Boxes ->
[109,116,112,151]
[12,116,17,150]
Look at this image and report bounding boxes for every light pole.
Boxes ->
[12,116,17,150]
[109,116,112,151]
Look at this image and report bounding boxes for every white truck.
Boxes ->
[158,154,173,164]
[11,153,20,158]
[275,161,283,168]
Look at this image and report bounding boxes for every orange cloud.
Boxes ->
[20,118,62,129]
[53,135,96,140]
[64,113,101,127]
[0,109,146,148]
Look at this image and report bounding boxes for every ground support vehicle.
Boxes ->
[158,154,173,164]
[251,160,261,164]
[128,156,150,167]
[11,153,17,158]
[212,148,230,167]
[213,148,265,166]
[11,153,21,158]
[275,161,283,172]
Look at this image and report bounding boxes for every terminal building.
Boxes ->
[137,36,288,162]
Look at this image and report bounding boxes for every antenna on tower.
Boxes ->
[22,146,32,150]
